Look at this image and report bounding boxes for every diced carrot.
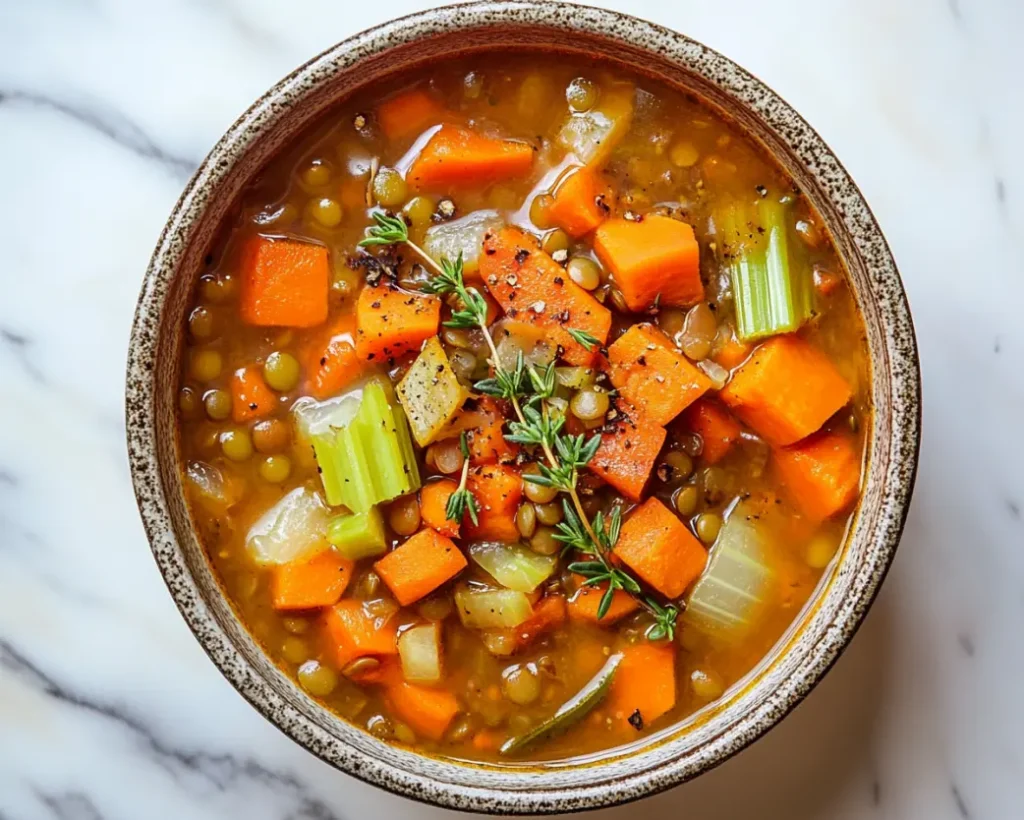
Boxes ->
[481,227,611,366]
[568,583,639,624]
[607,323,711,425]
[720,336,852,446]
[420,478,460,538]
[712,333,752,371]
[546,166,609,238]
[606,643,676,729]
[302,315,365,400]
[376,87,446,141]
[441,397,517,465]
[385,680,461,741]
[774,430,861,521]
[240,236,329,328]
[588,399,666,501]
[322,599,399,668]
[614,498,707,599]
[514,594,567,648]
[230,366,277,423]
[355,284,441,363]
[407,125,535,190]
[593,216,703,312]
[464,464,523,542]
[270,548,354,611]
[471,729,501,752]
[684,399,742,464]
[374,528,468,606]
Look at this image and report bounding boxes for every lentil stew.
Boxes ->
[177,52,869,763]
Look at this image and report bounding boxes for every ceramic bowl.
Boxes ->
[126,1,920,813]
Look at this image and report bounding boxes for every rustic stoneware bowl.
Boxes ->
[126,0,920,813]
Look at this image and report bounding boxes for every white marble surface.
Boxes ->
[1,0,1022,817]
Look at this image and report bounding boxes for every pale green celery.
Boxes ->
[719,197,812,342]
[327,507,387,560]
[313,379,421,511]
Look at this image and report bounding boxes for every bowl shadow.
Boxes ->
[583,594,892,820]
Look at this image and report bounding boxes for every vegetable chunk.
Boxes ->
[385,676,460,741]
[605,643,676,729]
[271,548,354,611]
[615,498,707,599]
[774,430,861,521]
[376,87,446,141]
[684,399,742,464]
[481,227,611,366]
[720,335,852,446]
[375,528,468,606]
[547,166,609,238]
[424,210,504,276]
[568,583,639,624]
[397,337,470,447]
[407,125,535,189]
[355,284,441,363]
[588,399,666,501]
[464,465,523,542]
[607,323,710,425]
[231,366,277,423]
[302,316,364,400]
[322,599,399,668]
[593,216,703,312]
[240,236,329,328]
[420,478,461,538]
[557,81,634,167]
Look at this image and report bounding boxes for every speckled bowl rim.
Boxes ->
[126,1,920,814]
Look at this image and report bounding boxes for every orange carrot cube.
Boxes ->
[608,323,711,425]
[593,216,703,312]
[407,125,535,189]
[374,529,468,606]
[774,430,861,521]
[588,399,666,501]
[322,599,399,668]
[240,236,329,328]
[230,366,277,423]
[355,284,441,363]
[606,643,676,729]
[684,399,742,464]
[481,227,611,366]
[270,548,354,611]
[546,166,609,238]
[614,498,707,599]
[720,336,852,446]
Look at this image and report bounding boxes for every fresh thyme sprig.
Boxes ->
[358,211,677,641]
[445,432,479,526]
[566,327,600,352]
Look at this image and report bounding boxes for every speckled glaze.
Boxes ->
[125,1,920,813]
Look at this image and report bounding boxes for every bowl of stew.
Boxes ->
[126,1,920,813]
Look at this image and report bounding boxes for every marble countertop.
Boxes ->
[1,0,1022,817]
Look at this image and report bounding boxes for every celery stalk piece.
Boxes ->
[312,378,421,511]
[327,507,387,560]
[718,198,813,342]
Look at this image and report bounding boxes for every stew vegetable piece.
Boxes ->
[178,54,869,763]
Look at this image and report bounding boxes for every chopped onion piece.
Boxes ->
[455,586,533,630]
[470,542,557,593]
[245,486,330,566]
[682,501,775,642]
[398,623,443,684]
[424,210,504,274]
